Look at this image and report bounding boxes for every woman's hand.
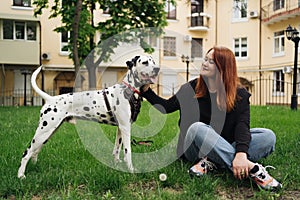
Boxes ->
[232,152,249,180]
[141,84,151,92]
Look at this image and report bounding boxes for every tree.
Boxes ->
[33,0,174,89]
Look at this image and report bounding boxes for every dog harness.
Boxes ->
[102,84,142,124]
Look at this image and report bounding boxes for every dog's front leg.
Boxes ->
[113,128,122,163]
[119,124,134,173]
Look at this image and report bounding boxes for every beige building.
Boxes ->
[0,0,300,106]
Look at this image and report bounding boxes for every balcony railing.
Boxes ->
[187,13,210,31]
[261,0,300,24]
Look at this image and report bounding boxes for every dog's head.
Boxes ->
[126,55,160,85]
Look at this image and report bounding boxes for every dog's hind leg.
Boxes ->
[18,119,63,179]
[113,128,122,163]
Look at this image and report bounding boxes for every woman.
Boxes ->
[141,46,282,190]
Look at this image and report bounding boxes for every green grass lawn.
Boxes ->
[0,103,300,199]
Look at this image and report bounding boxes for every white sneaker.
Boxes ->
[250,164,282,191]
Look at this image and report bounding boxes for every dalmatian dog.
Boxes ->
[17,55,160,179]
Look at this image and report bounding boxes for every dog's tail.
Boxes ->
[31,66,52,101]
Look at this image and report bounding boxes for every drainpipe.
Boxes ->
[215,0,218,45]
[258,0,262,105]
[38,20,45,105]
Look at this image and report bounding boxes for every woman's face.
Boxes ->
[200,50,217,78]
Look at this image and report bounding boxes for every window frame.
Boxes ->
[232,0,248,22]
[273,0,285,11]
[233,37,248,59]
[60,31,71,55]
[273,70,285,96]
[163,36,176,58]
[165,0,176,20]
[191,38,203,59]
[273,30,285,57]
[13,0,31,7]
[2,20,37,41]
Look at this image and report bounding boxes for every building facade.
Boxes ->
[0,0,300,106]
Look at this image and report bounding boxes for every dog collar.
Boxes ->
[122,81,141,95]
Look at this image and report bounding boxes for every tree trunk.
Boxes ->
[73,0,83,91]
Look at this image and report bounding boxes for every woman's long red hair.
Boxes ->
[195,46,240,112]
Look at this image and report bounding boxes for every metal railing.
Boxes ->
[261,0,300,22]
[1,78,300,106]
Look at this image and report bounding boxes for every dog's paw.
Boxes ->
[17,171,26,179]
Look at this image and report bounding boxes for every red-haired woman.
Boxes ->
[141,46,281,190]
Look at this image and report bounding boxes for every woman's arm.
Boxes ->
[141,87,180,114]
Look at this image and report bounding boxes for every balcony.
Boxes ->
[261,0,300,25]
[187,12,210,31]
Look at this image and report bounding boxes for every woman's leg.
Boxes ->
[247,128,276,162]
[184,122,235,168]
[184,123,276,169]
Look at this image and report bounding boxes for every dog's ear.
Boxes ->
[132,56,140,66]
[126,61,134,69]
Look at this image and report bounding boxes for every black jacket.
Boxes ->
[141,78,251,159]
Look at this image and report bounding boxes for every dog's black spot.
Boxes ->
[96,112,100,116]
[64,101,67,104]
[83,107,90,111]
[116,98,120,105]
[111,94,114,98]
[54,108,58,112]
[86,114,91,118]
[125,148,128,154]
[110,116,116,122]
[102,120,108,124]
[52,117,54,120]
[86,93,90,96]
[97,91,100,94]
[69,93,73,95]
[119,138,122,144]
[113,106,116,111]
[142,61,149,66]
[100,114,107,118]
[22,150,28,157]
[43,140,48,144]
[106,91,109,94]
[43,121,48,127]
[32,139,35,143]
[93,100,96,104]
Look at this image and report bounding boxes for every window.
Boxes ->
[3,20,36,41]
[233,0,247,20]
[273,0,284,11]
[3,20,13,40]
[234,37,247,58]
[165,0,176,19]
[163,36,176,57]
[273,70,284,95]
[61,31,70,53]
[191,0,204,27]
[274,30,285,55]
[191,38,203,58]
[27,22,36,40]
[15,22,25,39]
[13,0,31,7]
